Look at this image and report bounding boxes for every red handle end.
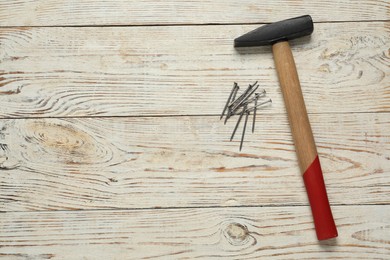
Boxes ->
[303,156,338,240]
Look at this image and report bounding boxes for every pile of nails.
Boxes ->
[220,81,272,151]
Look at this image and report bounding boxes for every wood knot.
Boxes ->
[108,177,118,183]
[23,120,114,165]
[226,223,249,242]
[221,221,256,249]
[0,156,20,170]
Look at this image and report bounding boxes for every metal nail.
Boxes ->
[221,83,238,120]
[240,111,250,151]
[224,107,231,125]
[244,89,266,104]
[252,95,258,133]
[224,86,240,124]
[230,104,247,141]
[229,81,257,109]
[231,85,239,103]
[232,98,272,116]
[246,99,272,113]
[230,84,259,114]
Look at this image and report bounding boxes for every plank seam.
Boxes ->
[0,111,389,121]
[0,19,388,29]
[1,203,389,214]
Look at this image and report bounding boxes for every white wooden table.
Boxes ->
[0,1,389,259]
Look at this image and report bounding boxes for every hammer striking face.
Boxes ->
[234,15,338,241]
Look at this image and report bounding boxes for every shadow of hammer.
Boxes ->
[235,15,338,241]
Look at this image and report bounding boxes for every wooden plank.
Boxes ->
[0,113,388,211]
[0,0,388,26]
[0,22,388,118]
[0,205,389,259]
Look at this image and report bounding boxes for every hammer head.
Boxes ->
[234,15,313,47]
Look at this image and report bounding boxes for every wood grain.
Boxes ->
[1,1,389,257]
[0,113,388,211]
[0,22,388,118]
[0,205,389,259]
[0,0,388,26]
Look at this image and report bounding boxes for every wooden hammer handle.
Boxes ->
[272,41,338,240]
[273,41,317,172]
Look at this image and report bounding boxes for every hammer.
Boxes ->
[235,15,338,240]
